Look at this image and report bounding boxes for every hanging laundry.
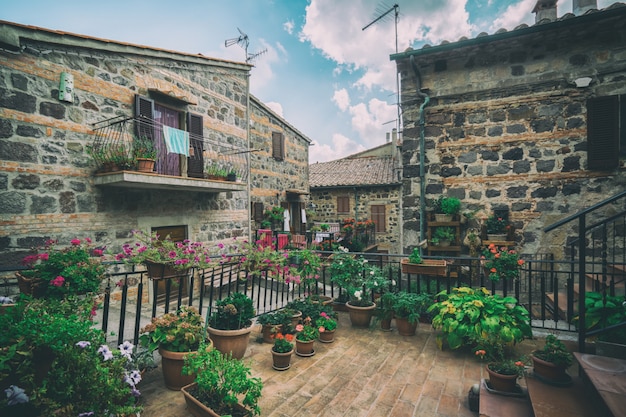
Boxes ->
[162,125,190,156]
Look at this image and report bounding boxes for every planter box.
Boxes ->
[181,383,250,417]
[401,259,447,276]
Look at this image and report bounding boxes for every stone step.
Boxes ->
[574,352,626,417]
[526,373,598,417]
[478,379,532,417]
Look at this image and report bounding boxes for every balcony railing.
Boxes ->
[90,116,248,192]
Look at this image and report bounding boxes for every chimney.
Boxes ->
[573,0,597,15]
[532,0,557,23]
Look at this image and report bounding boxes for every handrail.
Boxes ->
[544,190,626,232]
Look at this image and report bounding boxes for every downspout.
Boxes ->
[410,55,430,256]
[246,71,252,243]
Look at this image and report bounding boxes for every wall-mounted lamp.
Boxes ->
[573,77,592,88]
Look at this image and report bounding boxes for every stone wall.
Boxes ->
[396,9,626,258]
[309,185,402,254]
[0,24,253,266]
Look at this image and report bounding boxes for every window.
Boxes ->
[337,196,350,214]
[272,132,285,160]
[252,202,264,223]
[371,205,386,233]
[587,95,625,170]
[135,95,204,177]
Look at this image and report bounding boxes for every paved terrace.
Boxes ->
[137,312,547,417]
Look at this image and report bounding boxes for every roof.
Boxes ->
[309,157,399,188]
[0,20,251,71]
[390,2,626,61]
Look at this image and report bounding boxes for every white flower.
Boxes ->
[354,290,362,300]
[98,345,113,361]
[370,270,375,275]
[119,341,134,360]
[391,280,396,286]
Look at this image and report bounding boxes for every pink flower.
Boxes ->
[319,326,325,333]
[320,312,329,319]
[39,253,49,261]
[85,237,92,243]
[93,249,103,256]
[218,243,224,249]
[71,238,81,246]
[295,324,304,332]
[168,251,177,259]
[50,276,65,287]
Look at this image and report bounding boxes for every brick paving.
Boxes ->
[137,312,498,417]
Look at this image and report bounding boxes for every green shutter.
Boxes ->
[187,113,204,178]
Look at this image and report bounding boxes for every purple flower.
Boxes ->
[118,341,134,359]
[75,341,91,348]
[98,345,113,361]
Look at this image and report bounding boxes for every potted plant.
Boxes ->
[433,227,455,247]
[139,305,207,390]
[531,334,574,384]
[270,331,295,371]
[294,316,319,356]
[226,169,237,182]
[485,215,509,240]
[181,344,263,416]
[115,229,213,279]
[388,291,424,336]
[576,291,626,357]
[256,310,291,343]
[475,349,526,393]
[288,248,323,293]
[376,291,396,331]
[328,247,391,327]
[0,297,142,416]
[207,293,255,359]
[433,196,461,222]
[315,311,338,343]
[133,135,157,172]
[481,244,524,282]
[400,248,447,276]
[428,287,532,353]
[237,239,289,280]
[17,237,106,298]
[264,206,285,230]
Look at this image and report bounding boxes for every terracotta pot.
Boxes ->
[144,261,190,280]
[486,365,518,393]
[435,214,453,222]
[395,317,418,336]
[271,348,293,371]
[136,158,155,173]
[207,326,252,360]
[531,354,569,382]
[380,318,392,331]
[295,339,315,357]
[289,311,303,328]
[159,347,196,391]
[261,324,283,344]
[16,272,46,297]
[346,301,377,327]
[318,329,335,343]
[181,382,250,417]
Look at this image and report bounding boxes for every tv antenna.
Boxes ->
[363,3,401,139]
[225,27,267,64]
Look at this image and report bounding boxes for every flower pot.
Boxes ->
[261,324,283,344]
[207,326,252,360]
[400,259,447,276]
[531,354,570,384]
[486,365,518,393]
[16,272,46,297]
[295,339,315,357]
[136,158,155,173]
[395,317,418,336]
[159,347,197,391]
[181,382,250,417]
[332,300,349,312]
[144,261,190,280]
[318,329,335,343]
[271,348,293,371]
[380,318,392,331]
[289,310,303,328]
[437,239,451,247]
[346,301,377,328]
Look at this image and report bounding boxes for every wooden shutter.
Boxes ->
[337,196,350,214]
[187,113,204,178]
[134,95,155,142]
[371,205,386,233]
[272,132,284,160]
[253,202,264,222]
[587,96,619,170]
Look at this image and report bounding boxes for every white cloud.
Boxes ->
[332,88,350,111]
[249,39,283,91]
[309,134,367,163]
[265,101,284,117]
[348,98,397,148]
[490,0,536,32]
[283,20,295,35]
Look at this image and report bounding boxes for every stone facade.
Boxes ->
[393,4,626,258]
[0,21,310,267]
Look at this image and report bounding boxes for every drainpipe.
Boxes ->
[246,71,252,243]
[410,55,430,255]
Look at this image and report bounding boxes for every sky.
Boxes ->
[1,0,613,163]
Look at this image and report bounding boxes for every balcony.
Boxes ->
[90,116,247,193]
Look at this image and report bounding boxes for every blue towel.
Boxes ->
[162,125,190,156]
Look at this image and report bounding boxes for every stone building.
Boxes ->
[0,20,311,266]
[391,1,626,258]
[309,142,402,254]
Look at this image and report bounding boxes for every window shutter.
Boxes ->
[187,113,204,178]
[134,95,155,142]
[253,202,264,222]
[272,132,284,160]
[337,196,350,214]
[371,205,386,233]
[587,96,619,170]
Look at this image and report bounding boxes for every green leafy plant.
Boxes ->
[133,135,157,159]
[485,215,509,234]
[295,316,320,341]
[388,291,425,324]
[433,227,455,242]
[183,345,263,416]
[481,243,524,282]
[139,305,205,353]
[264,206,285,222]
[408,248,422,264]
[476,349,526,377]
[271,332,295,353]
[328,247,391,306]
[315,311,337,332]
[284,298,334,323]
[238,238,291,280]
[438,196,461,215]
[288,248,322,288]
[320,223,330,231]
[20,237,106,298]
[428,287,532,353]
[533,334,573,368]
[207,292,255,331]
[114,229,214,270]
[576,291,626,344]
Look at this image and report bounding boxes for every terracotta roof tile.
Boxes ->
[309,157,398,188]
